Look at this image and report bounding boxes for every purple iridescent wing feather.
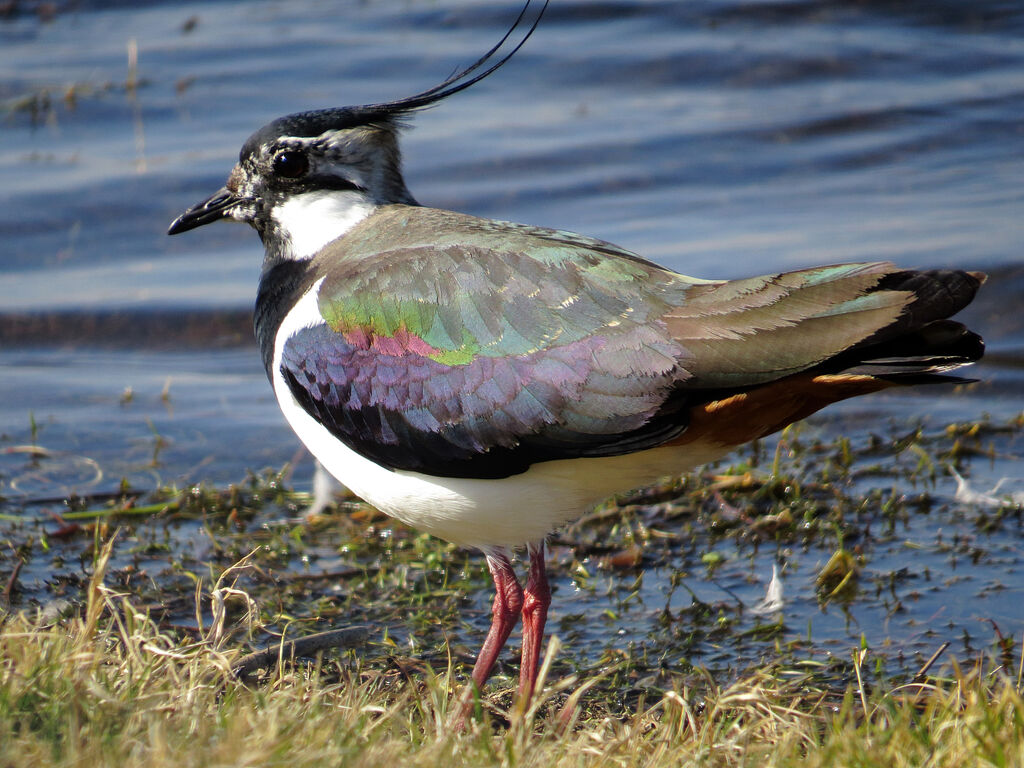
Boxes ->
[279,205,982,479]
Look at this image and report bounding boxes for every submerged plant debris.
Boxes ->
[2,406,1022,710]
[2,552,1022,767]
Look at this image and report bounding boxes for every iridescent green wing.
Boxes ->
[280,205,980,478]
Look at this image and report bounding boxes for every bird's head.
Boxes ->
[168,110,413,261]
[168,0,547,263]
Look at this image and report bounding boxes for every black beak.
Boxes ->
[168,187,245,235]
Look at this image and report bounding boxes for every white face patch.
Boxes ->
[271,190,377,260]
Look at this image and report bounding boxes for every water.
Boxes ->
[1,0,1023,677]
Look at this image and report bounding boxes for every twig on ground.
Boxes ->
[231,626,371,680]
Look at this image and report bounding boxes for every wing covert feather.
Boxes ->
[275,206,980,478]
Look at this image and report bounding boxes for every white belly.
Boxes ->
[275,378,727,548]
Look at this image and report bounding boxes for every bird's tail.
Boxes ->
[823,269,985,381]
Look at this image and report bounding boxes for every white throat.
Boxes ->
[271,190,377,260]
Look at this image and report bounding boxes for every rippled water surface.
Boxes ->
[2,0,1023,676]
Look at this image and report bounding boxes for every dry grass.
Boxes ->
[2,537,1023,767]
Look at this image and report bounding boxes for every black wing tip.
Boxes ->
[877,267,987,316]
[838,321,984,381]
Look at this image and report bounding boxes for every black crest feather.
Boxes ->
[241,0,548,158]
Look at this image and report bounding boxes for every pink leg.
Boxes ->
[469,549,524,691]
[518,541,551,701]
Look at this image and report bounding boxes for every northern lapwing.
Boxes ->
[169,0,984,711]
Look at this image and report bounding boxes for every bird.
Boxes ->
[168,0,984,711]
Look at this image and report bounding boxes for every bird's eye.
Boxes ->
[272,150,309,179]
